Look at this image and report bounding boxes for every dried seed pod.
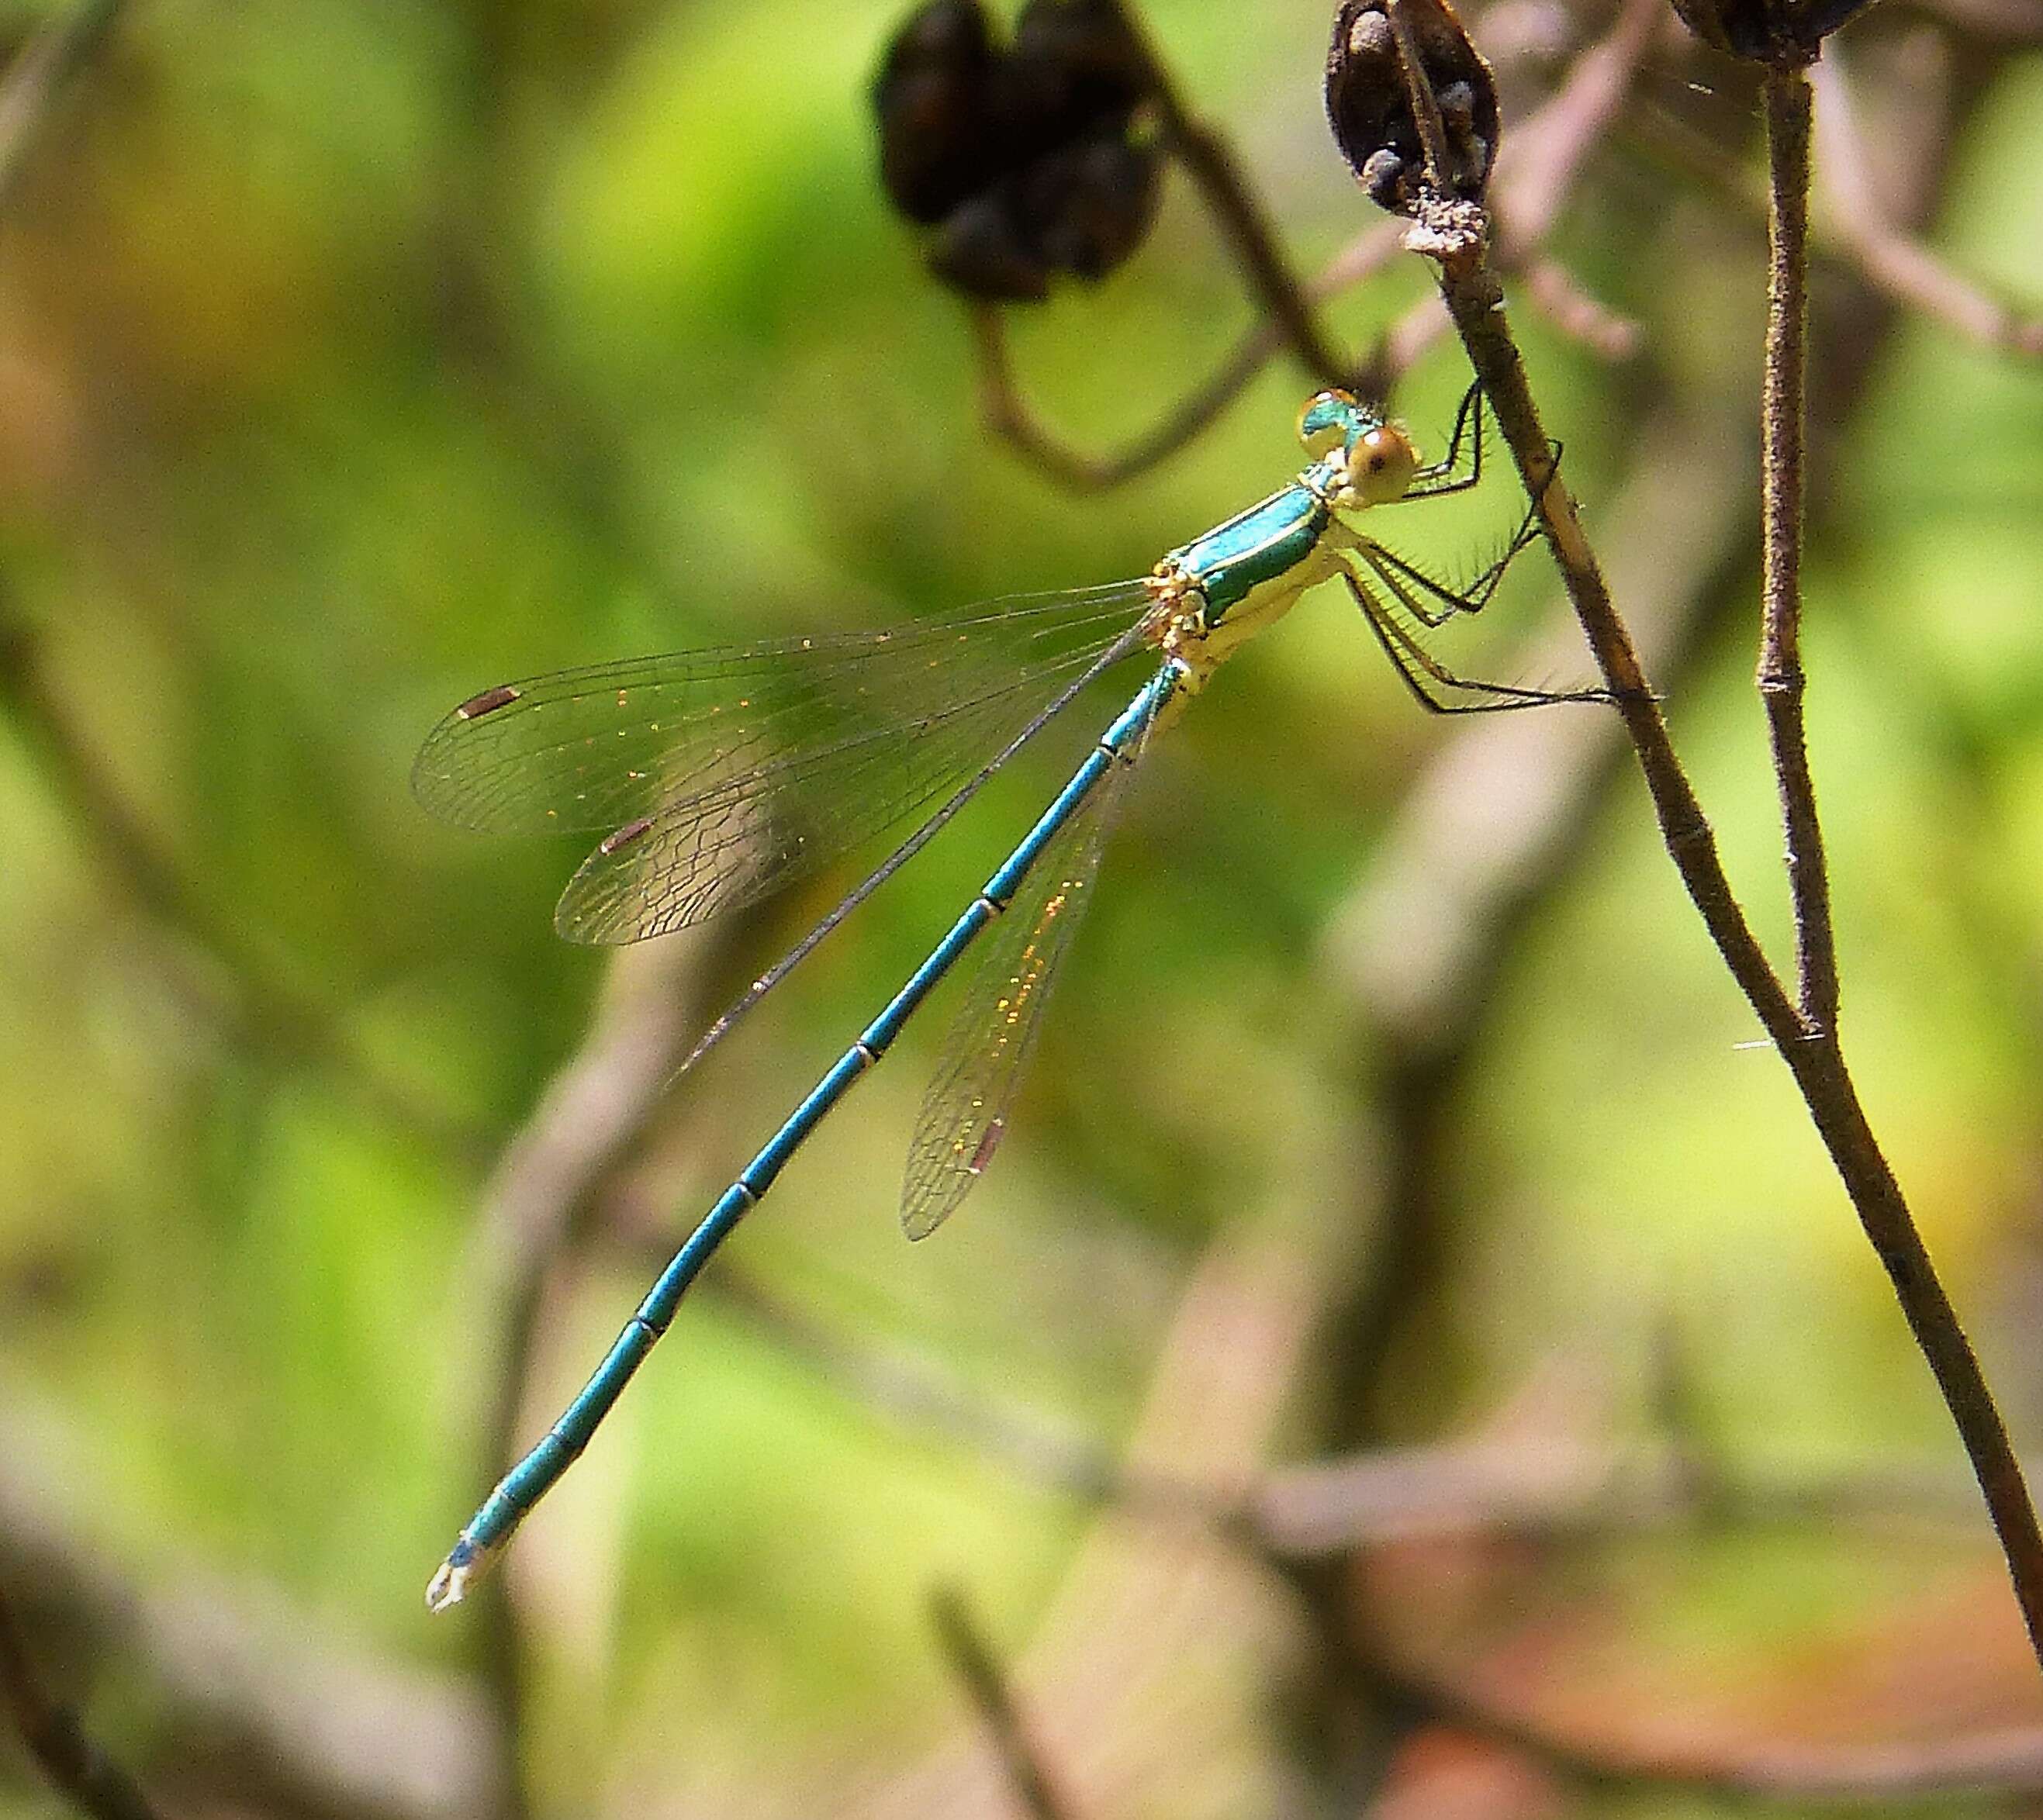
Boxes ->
[874,0,1007,225]
[1010,0,1153,140]
[928,192,1056,301]
[873,0,1161,302]
[1668,0,1875,60]
[1326,0,1497,214]
[1015,133,1161,280]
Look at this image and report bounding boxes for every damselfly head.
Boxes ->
[1342,423,1417,506]
[1298,392,1413,504]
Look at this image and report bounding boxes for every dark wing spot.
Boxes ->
[600,815,655,855]
[969,1117,1007,1176]
[455,683,522,720]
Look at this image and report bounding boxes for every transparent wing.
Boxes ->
[413,583,1157,944]
[555,672,1092,943]
[899,734,1142,1241]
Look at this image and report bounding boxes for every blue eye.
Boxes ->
[1297,389,1358,458]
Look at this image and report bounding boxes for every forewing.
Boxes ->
[898,752,1135,1241]
[413,584,1156,943]
[413,585,1152,837]
[555,675,1073,942]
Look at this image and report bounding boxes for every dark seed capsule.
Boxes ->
[455,683,520,720]
[1016,133,1161,281]
[1011,0,1153,139]
[928,191,1054,302]
[1669,0,1864,58]
[873,0,1162,302]
[873,0,1005,224]
[1325,0,1499,213]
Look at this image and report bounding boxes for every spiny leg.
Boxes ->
[1340,562,1610,715]
[1350,507,1543,632]
[1403,377,1485,499]
[1367,431,1568,629]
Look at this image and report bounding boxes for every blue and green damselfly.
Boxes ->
[415,384,1590,1609]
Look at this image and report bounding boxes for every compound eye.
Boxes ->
[1346,424,1417,503]
[1297,389,1356,458]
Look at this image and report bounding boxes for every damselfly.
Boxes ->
[416,384,1595,1608]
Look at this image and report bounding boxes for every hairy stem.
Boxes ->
[1760,66,1837,1034]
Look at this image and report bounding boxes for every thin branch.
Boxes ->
[0,1579,163,1820]
[928,1587,1087,1820]
[1759,67,1837,1034]
[448,937,715,1801]
[1396,178,2043,1679]
[1111,0,1353,389]
[0,620,482,1162]
[0,0,123,209]
[968,303,1288,495]
[1810,54,2043,360]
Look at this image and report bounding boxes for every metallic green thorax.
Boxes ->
[1164,393,1385,622]
[1168,483,1332,620]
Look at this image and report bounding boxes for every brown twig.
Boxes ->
[1759,67,1837,1034]
[967,303,1284,495]
[1810,54,2043,359]
[1383,13,2043,1669]
[0,1578,162,1820]
[0,0,123,208]
[928,1587,1087,1820]
[0,620,482,1162]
